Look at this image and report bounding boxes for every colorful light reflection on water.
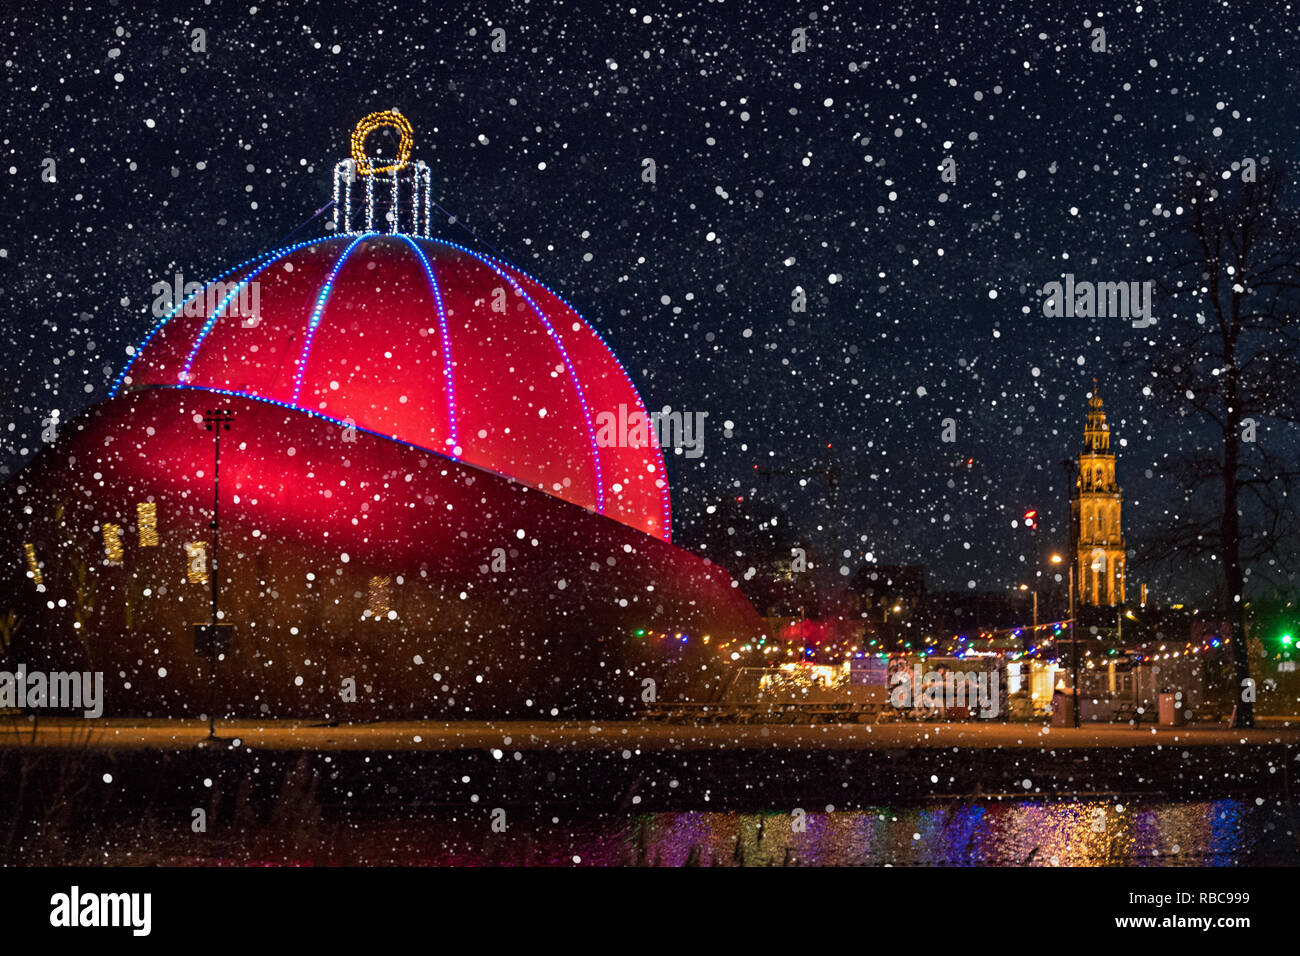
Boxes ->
[97,798,1300,867]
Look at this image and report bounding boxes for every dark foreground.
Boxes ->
[3,717,1299,865]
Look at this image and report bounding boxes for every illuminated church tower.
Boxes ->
[1071,380,1126,606]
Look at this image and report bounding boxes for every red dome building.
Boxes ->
[0,113,762,719]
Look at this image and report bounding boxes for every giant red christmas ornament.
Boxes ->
[0,112,762,719]
[119,234,672,542]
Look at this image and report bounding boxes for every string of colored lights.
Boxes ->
[337,160,429,235]
[168,384,489,463]
[290,233,373,404]
[398,235,459,454]
[419,164,432,235]
[422,237,675,541]
[438,240,607,515]
[333,160,355,233]
[365,174,374,234]
[178,235,331,383]
[109,241,310,397]
[689,618,1232,666]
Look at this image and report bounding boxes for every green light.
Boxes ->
[1283,634,1294,646]
[634,629,645,637]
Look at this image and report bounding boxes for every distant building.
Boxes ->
[1071,380,1126,606]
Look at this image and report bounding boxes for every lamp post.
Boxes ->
[1017,584,1038,630]
[1048,553,1065,638]
[202,407,233,740]
[1069,567,1079,728]
[1061,457,1080,728]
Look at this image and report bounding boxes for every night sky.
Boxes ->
[2,0,1298,601]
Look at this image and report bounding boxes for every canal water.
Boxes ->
[79,797,1300,866]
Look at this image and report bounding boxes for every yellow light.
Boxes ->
[185,542,208,584]
[23,543,42,585]
[1050,554,1063,564]
[368,575,392,618]
[102,523,124,566]
[350,110,414,176]
[137,502,158,547]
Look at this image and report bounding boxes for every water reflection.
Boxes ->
[585,799,1299,867]
[93,798,1300,866]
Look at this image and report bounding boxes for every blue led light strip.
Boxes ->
[290,234,372,405]
[166,384,553,492]
[422,238,672,537]
[398,235,459,454]
[170,385,453,458]
[425,239,606,515]
[109,242,309,397]
[178,236,337,384]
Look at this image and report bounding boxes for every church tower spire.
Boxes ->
[1071,381,1126,606]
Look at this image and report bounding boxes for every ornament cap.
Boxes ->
[350,109,415,176]
[333,111,431,236]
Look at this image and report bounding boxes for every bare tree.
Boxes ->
[0,609,18,659]
[1138,157,1300,727]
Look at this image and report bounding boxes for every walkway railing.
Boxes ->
[640,700,885,725]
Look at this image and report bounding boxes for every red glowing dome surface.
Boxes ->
[115,235,671,541]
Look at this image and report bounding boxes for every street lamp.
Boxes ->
[201,407,233,740]
[1061,457,1080,728]
[1019,583,1038,630]
[1046,554,1066,628]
